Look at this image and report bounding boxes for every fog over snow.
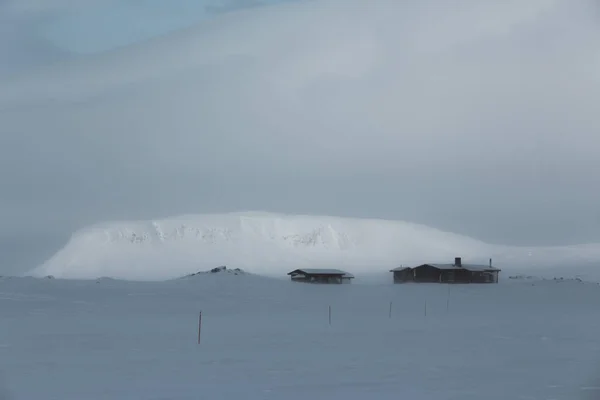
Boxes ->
[31,211,600,282]
[33,211,493,280]
[1,0,600,275]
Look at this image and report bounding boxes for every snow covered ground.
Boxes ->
[1,271,600,399]
[2,2,600,396]
[32,212,600,282]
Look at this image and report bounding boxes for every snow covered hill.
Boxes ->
[31,212,600,281]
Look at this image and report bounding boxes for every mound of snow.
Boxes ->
[30,211,600,281]
[182,265,246,278]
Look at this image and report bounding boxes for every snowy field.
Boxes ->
[2,272,600,400]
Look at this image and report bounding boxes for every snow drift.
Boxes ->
[31,212,600,281]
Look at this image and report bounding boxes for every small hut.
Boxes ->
[287,269,354,284]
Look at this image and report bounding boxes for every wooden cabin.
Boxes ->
[287,268,354,284]
[391,257,500,284]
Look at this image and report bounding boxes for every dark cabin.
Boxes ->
[390,257,500,284]
[287,268,354,284]
[390,266,413,283]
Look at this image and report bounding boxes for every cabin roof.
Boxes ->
[420,263,501,272]
[391,264,500,272]
[287,268,352,276]
[390,266,412,272]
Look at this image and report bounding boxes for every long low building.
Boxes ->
[287,268,354,284]
[390,257,500,284]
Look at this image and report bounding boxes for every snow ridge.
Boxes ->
[31,211,600,282]
[33,211,493,280]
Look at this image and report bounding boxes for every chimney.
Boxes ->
[455,257,462,267]
[489,258,492,267]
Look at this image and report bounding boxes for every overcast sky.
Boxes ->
[1,0,599,274]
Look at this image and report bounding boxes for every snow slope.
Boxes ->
[32,212,600,281]
[2,273,600,399]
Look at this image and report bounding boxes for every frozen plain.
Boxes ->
[2,0,600,398]
[2,272,600,400]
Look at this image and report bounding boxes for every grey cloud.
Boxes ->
[1,0,600,275]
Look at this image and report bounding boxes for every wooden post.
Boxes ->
[328,305,331,325]
[197,311,202,344]
[389,301,392,318]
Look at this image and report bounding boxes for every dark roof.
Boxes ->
[418,263,501,272]
[390,266,412,272]
[391,263,500,272]
[287,268,353,277]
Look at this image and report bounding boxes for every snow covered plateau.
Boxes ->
[32,212,600,281]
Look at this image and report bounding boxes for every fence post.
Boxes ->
[197,311,202,345]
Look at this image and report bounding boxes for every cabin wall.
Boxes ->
[290,275,309,283]
[469,271,498,283]
[393,269,414,283]
[318,275,342,284]
[396,265,500,284]
[290,274,344,284]
[413,265,443,283]
[448,269,499,283]
[452,269,472,283]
